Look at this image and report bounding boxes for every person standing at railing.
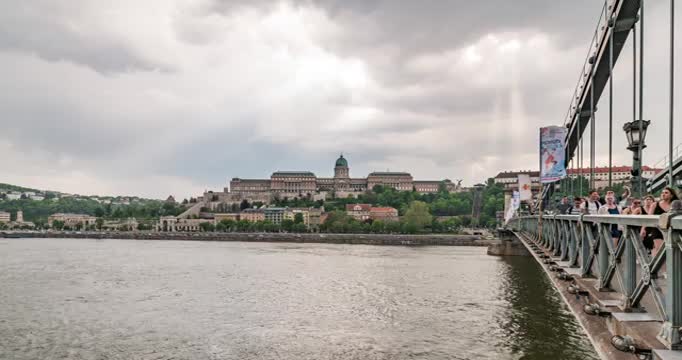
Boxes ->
[598,193,623,245]
[622,198,644,215]
[640,194,658,254]
[567,197,586,215]
[647,187,680,255]
[556,196,571,214]
[584,190,603,215]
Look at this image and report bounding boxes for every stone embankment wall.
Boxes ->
[0,231,495,246]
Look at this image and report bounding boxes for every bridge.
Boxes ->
[508,0,682,358]
[509,213,681,359]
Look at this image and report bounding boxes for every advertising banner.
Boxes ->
[540,126,567,183]
[518,174,532,201]
[504,191,521,223]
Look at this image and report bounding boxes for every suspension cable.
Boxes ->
[591,70,596,191]
[669,0,675,186]
[578,118,585,196]
[638,0,644,197]
[609,5,614,189]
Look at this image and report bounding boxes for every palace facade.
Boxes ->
[229,155,457,198]
[202,155,459,208]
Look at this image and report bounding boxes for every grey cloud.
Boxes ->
[0,2,169,73]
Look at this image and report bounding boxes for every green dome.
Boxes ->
[335,154,348,167]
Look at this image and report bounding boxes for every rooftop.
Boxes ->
[271,171,316,177]
[368,171,412,176]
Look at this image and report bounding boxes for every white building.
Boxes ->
[0,211,10,223]
[5,192,21,200]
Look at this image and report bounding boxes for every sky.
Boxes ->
[1,0,680,199]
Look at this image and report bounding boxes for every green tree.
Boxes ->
[199,222,215,232]
[95,218,104,230]
[370,220,385,233]
[52,220,65,230]
[293,213,304,224]
[403,201,432,232]
[292,223,307,233]
[281,219,294,232]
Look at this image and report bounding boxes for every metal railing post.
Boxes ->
[581,218,590,271]
[659,204,682,349]
[598,223,610,290]
[623,225,637,308]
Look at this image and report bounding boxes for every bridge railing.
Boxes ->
[510,212,682,349]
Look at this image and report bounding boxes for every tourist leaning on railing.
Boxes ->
[648,187,679,255]
[621,198,643,215]
[566,197,586,215]
[640,194,657,253]
[598,193,622,245]
[584,190,602,215]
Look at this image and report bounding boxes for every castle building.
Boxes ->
[227,155,458,202]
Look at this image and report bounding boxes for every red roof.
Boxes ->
[346,204,371,212]
[370,207,398,213]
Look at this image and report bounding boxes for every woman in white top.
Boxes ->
[598,194,622,246]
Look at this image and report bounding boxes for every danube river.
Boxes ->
[0,238,597,360]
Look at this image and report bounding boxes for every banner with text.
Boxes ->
[518,174,532,201]
[539,126,567,183]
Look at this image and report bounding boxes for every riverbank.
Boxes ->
[0,231,495,246]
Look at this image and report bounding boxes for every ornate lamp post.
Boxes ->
[623,119,650,196]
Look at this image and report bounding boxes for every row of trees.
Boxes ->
[271,180,505,229]
[0,197,186,223]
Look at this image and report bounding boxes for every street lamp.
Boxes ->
[623,119,651,196]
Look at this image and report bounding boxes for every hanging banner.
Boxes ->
[518,174,532,201]
[512,191,520,210]
[504,191,521,223]
[540,126,567,183]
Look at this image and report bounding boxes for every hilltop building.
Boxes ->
[202,155,460,209]
[494,166,662,192]
[48,213,97,228]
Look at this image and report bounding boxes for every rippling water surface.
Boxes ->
[0,238,597,360]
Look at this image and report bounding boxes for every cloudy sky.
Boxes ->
[1,1,679,199]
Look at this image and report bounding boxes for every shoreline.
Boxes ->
[0,231,496,246]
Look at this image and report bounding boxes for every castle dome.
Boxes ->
[335,154,348,167]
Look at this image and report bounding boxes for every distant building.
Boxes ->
[284,208,311,225]
[264,208,286,224]
[219,155,460,206]
[0,211,9,223]
[240,209,265,222]
[369,207,399,222]
[214,213,240,222]
[29,194,45,201]
[346,204,371,222]
[102,218,138,231]
[156,216,214,232]
[16,211,23,223]
[48,213,97,228]
[5,192,21,200]
[494,166,663,192]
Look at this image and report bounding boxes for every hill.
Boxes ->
[0,183,185,224]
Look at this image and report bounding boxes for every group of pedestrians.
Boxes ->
[556,186,679,254]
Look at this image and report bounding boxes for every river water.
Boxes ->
[0,238,598,360]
